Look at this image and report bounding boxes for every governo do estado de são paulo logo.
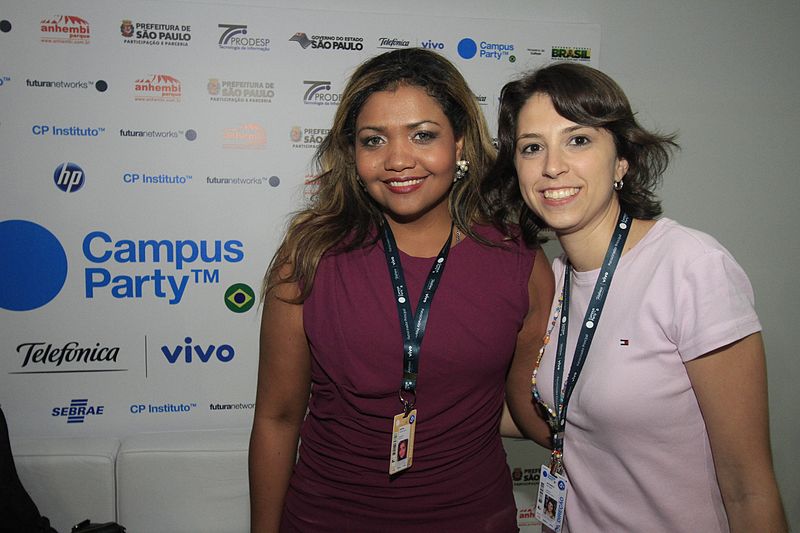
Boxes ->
[0,220,68,311]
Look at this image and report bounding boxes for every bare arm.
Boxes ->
[685,332,787,533]
[249,279,312,533]
[504,249,555,447]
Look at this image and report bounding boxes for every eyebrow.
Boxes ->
[357,119,442,135]
[515,124,591,143]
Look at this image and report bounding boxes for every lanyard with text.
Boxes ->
[549,211,631,474]
[381,222,454,415]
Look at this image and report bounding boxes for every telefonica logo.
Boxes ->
[377,37,410,50]
[12,341,122,374]
[40,15,90,44]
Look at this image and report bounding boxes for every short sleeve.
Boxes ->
[674,248,761,362]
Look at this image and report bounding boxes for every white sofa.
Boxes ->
[12,429,251,533]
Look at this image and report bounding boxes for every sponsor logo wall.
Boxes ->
[1,2,598,529]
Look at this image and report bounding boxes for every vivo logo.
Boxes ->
[421,40,444,50]
[161,337,235,363]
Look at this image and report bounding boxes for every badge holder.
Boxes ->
[389,393,417,475]
[534,463,568,532]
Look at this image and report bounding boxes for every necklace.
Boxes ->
[531,289,564,424]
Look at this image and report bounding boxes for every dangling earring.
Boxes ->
[613,179,624,191]
[356,176,367,191]
[454,160,469,183]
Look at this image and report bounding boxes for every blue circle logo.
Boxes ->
[457,38,477,59]
[53,162,85,193]
[0,220,68,311]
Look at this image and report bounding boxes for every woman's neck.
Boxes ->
[384,209,456,258]
[558,205,655,272]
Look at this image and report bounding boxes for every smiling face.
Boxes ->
[514,93,628,241]
[354,84,463,227]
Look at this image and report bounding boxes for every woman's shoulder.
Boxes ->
[471,223,539,255]
[641,218,733,259]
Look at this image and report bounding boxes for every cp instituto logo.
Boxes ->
[0,220,68,311]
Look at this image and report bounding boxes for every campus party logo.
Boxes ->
[82,231,245,304]
[161,337,236,364]
[0,220,67,311]
[457,38,515,61]
[53,162,85,192]
[52,399,104,423]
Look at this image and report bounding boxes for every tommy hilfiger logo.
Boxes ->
[619,339,629,346]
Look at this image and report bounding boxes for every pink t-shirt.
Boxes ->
[537,218,761,532]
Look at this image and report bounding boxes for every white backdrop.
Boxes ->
[0,1,603,529]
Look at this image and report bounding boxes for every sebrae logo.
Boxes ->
[134,74,182,102]
[40,15,90,44]
[52,399,104,423]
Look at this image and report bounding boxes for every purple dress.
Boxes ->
[281,226,536,532]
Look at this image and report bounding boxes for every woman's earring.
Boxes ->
[357,176,367,191]
[613,179,624,191]
[454,160,469,183]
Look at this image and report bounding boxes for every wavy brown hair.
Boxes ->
[265,48,498,303]
[484,62,679,245]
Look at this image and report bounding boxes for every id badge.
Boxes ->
[534,463,568,532]
[389,409,416,475]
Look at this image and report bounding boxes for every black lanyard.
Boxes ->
[550,211,631,465]
[381,222,454,413]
